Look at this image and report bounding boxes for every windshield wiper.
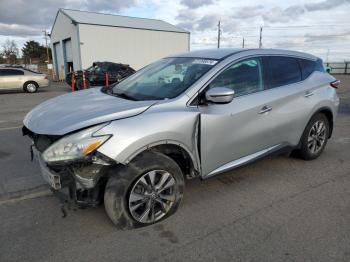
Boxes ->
[114,92,138,101]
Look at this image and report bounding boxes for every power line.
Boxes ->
[238,24,350,30]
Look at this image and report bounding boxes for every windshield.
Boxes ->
[86,64,108,73]
[111,57,217,101]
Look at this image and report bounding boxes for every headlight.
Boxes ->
[42,124,111,163]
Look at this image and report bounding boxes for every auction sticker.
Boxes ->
[192,59,218,65]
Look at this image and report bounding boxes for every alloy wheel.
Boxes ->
[307,120,326,154]
[128,170,176,224]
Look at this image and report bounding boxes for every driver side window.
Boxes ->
[208,57,264,97]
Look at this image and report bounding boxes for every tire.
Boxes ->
[104,151,184,229]
[75,79,90,91]
[298,113,329,160]
[24,81,38,93]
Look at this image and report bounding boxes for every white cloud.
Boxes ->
[0,0,350,61]
[180,0,216,9]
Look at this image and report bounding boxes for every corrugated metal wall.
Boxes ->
[78,24,189,70]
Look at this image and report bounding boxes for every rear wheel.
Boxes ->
[298,113,329,160]
[104,151,184,229]
[24,81,38,93]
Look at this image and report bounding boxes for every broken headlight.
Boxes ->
[42,124,111,163]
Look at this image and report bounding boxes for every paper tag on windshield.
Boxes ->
[192,59,218,65]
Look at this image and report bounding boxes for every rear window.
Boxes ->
[23,68,41,74]
[267,56,302,88]
[0,69,24,76]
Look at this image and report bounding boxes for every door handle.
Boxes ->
[304,91,314,97]
[259,106,272,114]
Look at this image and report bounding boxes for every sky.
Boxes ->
[0,0,350,62]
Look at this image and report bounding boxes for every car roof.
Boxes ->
[168,48,243,60]
[168,48,318,61]
[0,67,23,70]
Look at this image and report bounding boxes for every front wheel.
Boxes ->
[298,113,329,160]
[104,151,184,229]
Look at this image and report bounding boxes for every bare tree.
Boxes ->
[1,39,19,64]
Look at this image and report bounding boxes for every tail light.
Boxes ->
[44,75,48,80]
[330,80,340,89]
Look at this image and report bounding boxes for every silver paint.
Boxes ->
[24,48,340,178]
[24,87,157,135]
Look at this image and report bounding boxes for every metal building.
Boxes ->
[50,9,190,78]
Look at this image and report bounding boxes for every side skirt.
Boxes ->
[202,144,291,179]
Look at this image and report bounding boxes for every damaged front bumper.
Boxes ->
[32,145,115,207]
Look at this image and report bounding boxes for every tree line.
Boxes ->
[0,39,52,65]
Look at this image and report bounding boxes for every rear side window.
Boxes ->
[315,58,325,73]
[0,69,24,76]
[109,64,122,73]
[298,59,315,80]
[267,56,301,88]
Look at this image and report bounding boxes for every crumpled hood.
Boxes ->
[24,88,156,135]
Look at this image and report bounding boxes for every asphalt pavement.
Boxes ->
[0,77,349,262]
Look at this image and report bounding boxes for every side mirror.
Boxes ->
[205,87,235,104]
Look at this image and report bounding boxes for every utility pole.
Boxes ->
[326,48,330,63]
[217,21,221,48]
[259,26,263,48]
[242,37,245,48]
[42,30,50,64]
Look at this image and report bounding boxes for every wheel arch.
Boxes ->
[313,107,334,138]
[126,141,200,179]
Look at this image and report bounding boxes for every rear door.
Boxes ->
[0,69,24,89]
[261,56,312,146]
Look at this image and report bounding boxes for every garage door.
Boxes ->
[64,39,73,62]
[53,42,63,78]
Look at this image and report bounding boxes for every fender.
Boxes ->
[96,109,201,173]
[124,139,200,172]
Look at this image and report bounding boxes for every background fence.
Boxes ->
[325,62,350,74]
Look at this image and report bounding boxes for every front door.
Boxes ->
[0,69,24,89]
[199,57,276,177]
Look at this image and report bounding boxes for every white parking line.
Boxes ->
[0,126,22,131]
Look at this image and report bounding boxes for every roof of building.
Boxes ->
[57,9,189,34]
[169,48,317,60]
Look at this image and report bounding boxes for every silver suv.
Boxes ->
[23,48,340,228]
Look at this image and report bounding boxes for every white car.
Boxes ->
[0,67,49,93]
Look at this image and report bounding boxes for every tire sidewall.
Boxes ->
[300,113,329,160]
[104,151,184,229]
